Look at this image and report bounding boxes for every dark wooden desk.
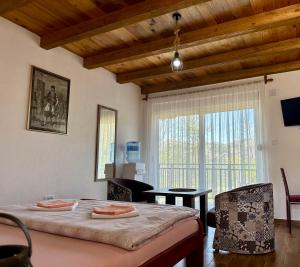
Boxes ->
[143,188,212,234]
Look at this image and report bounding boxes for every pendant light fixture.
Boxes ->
[171,12,183,72]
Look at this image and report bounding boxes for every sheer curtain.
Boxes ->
[97,109,116,178]
[144,81,268,197]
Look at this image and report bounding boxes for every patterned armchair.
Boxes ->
[107,178,154,202]
[213,183,274,254]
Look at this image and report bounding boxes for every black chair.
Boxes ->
[280,168,300,233]
[107,178,154,202]
[207,207,216,228]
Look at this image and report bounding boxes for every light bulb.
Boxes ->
[171,51,183,71]
[173,58,181,67]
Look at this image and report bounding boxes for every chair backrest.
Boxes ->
[112,178,154,192]
[230,183,267,193]
[213,183,274,254]
[280,168,290,198]
[107,179,132,202]
[108,178,154,202]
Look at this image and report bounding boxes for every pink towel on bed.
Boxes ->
[37,200,76,209]
[93,204,135,215]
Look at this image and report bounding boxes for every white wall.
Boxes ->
[0,18,142,205]
[265,71,300,220]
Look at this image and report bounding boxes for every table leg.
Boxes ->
[183,196,195,208]
[200,194,208,235]
[166,195,176,205]
[146,195,156,204]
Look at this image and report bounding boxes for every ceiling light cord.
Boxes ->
[171,12,183,72]
[174,28,180,52]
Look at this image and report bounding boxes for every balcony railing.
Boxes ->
[158,163,257,195]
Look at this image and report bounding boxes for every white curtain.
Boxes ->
[98,109,116,178]
[144,81,268,197]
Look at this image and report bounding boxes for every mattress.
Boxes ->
[0,200,199,250]
[0,217,199,267]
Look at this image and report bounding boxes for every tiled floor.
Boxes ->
[176,222,300,267]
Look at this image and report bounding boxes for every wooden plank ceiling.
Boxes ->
[2,0,300,94]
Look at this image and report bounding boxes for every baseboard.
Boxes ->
[275,218,300,226]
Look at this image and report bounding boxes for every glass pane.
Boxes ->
[204,108,257,195]
[158,114,200,189]
[157,108,258,197]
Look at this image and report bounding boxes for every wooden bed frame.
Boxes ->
[141,218,204,267]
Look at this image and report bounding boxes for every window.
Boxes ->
[145,82,267,198]
[158,114,201,189]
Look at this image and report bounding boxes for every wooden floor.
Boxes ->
[203,223,300,267]
[177,222,300,267]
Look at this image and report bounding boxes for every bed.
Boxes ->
[0,200,203,267]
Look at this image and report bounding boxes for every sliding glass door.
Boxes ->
[145,81,267,198]
[157,108,258,193]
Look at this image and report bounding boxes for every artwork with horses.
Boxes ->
[27,67,70,134]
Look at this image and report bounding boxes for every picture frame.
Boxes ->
[27,66,71,135]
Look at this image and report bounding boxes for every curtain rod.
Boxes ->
[143,75,274,101]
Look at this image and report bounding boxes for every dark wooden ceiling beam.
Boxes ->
[84,3,300,69]
[40,0,209,50]
[117,37,300,83]
[141,60,300,94]
[0,0,33,14]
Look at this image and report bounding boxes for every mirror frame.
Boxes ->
[95,104,118,182]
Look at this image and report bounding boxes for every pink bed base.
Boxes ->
[0,218,199,267]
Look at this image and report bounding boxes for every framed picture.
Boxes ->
[27,66,70,134]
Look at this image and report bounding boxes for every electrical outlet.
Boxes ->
[43,195,55,200]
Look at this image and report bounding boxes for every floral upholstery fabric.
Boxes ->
[213,183,274,254]
[107,180,132,202]
[107,178,154,202]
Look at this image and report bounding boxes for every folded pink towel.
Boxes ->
[37,200,76,209]
[93,204,135,215]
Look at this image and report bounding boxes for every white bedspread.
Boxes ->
[0,200,199,250]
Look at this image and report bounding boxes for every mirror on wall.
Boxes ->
[95,105,117,181]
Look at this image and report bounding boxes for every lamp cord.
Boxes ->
[173,20,181,52]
